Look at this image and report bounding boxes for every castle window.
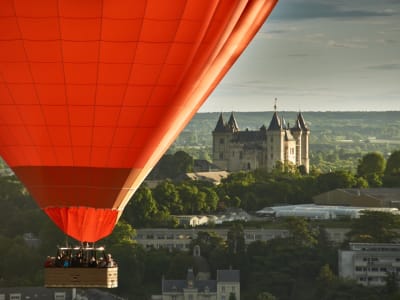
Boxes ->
[232,151,235,157]
[219,152,224,160]
[247,163,251,170]
[220,138,225,144]
[270,137,273,142]
[239,152,243,159]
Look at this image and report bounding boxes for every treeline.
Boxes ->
[1,167,400,298]
[122,150,400,228]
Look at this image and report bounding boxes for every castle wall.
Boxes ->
[212,113,309,173]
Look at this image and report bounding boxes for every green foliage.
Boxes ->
[316,170,357,192]
[285,217,317,247]
[123,185,158,227]
[385,150,400,176]
[229,292,238,300]
[357,152,386,186]
[149,150,194,179]
[347,211,400,243]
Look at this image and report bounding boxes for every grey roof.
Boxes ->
[292,119,302,132]
[339,188,400,202]
[297,112,309,131]
[214,113,226,132]
[232,130,267,143]
[267,112,281,131]
[227,112,239,132]
[217,270,240,282]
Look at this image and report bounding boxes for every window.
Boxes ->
[232,286,236,292]
[239,152,243,159]
[188,295,193,300]
[219,152,224,160]
[220,138,225,144]
[54,293,66,300]
[9,295,21,300]
[222,286,226,292]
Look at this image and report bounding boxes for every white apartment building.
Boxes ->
[339,243,400,286]
[135,227,350,251]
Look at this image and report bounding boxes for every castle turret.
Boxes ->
[227,112,239,132]
[266,111,285,172]
[212,113,231,170]
[297,112,309,173]
[291,119,303,167]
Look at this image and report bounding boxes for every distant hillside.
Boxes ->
[172,111,400,171]
[176,111,400,145]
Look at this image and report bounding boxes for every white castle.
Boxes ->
[212,107,310,173]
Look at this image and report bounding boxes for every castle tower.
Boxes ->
[266,110,285,172]
[297,112,310,173]
[212,113,232,170]
[291,118,303,167]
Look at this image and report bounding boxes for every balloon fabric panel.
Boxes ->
[0,0,278,241]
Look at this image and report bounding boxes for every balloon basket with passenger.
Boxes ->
[44,244,118,288]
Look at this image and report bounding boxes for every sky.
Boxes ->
[200,0,400,112]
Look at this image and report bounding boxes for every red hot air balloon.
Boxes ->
[0,0,278,242]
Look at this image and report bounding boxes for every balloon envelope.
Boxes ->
[0,0,278,241]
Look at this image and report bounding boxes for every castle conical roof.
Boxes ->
[227,112,239,132]
[291,119,302,132]
[297,112,309,131]
[267,111,281,131]
[214,113,227,132]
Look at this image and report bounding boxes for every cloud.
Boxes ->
[327,40,368,48]
[367,63,400,70]
[270,0,395,21]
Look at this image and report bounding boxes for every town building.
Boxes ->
[339,243,400,287]
[212,107,309,173]
[256,204,399,220]
[152,246,240,300]
[0,287,123,300]
[313,188,400,208]
[135,227,350,251]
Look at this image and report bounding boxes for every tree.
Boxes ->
[229,292,238,300]
[123,185,158,226]
[227,223,245,267]
[178,183,207,214]
[383,150,400,187]
[347,211,400,243]
[357,152,385,186]
[103,220,136,246]
[153,180,183,214]
[317,264,336,284]
[385,150,400,176]
[316,170,356,193]
[285,217,317,247]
